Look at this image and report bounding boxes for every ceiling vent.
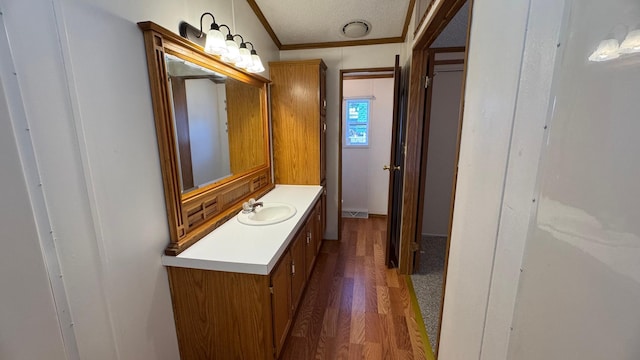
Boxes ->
[342,20,371,38]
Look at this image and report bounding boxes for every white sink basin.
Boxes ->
[237,203,297,226]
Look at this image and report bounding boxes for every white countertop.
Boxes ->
[161,184,323,275]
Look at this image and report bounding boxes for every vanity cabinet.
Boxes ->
[271,251,292,356]
[290,229,307,311]
[166,196,323,359]
[270,59,328,239]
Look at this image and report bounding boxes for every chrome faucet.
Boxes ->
[242,198,263,213]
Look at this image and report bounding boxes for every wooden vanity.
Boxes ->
[139,21,327,359]
[161,185,324,359]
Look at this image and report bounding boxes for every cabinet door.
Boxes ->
[304,216,316,279]
[271,251,292,357]
[270,62,321,185]
[320,183,327,237]
[290,230,306,311]
[320,66,327,116]
[314,201,323,254]
[320,64,326,181]
[320,115,326,182]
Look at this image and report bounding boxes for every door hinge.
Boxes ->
[269,286,274,294]
[424,76,431,88]
[410,242,420,252]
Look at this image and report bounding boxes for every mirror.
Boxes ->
[165,54,266,194]
[139,21,273,255]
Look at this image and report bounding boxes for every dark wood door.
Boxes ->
[385,55,407,268]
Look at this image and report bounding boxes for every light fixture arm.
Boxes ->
[218,24,234,41]
[233,34,246,45]
[196,12,218,38]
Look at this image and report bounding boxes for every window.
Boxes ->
[345,98,370,147]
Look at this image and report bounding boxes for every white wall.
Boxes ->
[438,0,565,358]
[421,64,463,236]
[507,0,640,358]
[342,78,394,215]
[280,44,402,239]
[0,0,278,358]
[0,58,67,360]
[428,0,640,358]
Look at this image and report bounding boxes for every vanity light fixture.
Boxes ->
[178,12,266,73]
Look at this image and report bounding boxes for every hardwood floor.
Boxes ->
[280,217,429,359]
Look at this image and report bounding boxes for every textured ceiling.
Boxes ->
[431,1,469,48]
[251,0,412,48]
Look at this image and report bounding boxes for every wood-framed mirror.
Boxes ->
[138,21,274,255]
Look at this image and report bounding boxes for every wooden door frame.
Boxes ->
[338,67,395,241]
[400,0,473,357]
[413,48,465,272]
[398,0,468,273]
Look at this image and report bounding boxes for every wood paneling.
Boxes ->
[270,60,326,185]
[281,217,428,359]
[167,267,274,359]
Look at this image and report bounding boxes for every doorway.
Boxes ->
[401,0,472,356]
[411,46,465,353]
[338,67,397,259]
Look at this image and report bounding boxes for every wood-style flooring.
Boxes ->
[280,217,429,359]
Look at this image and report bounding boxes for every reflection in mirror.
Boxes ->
[165,54,266,194]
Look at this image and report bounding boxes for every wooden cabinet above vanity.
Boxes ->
[270,59,328,238]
